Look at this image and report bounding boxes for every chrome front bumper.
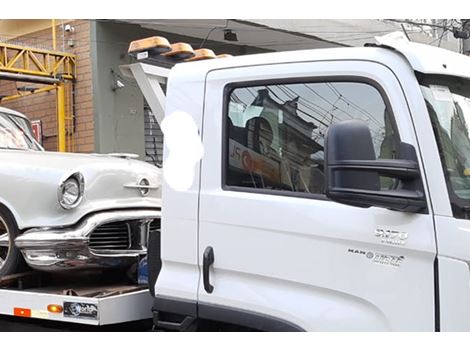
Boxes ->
[15,209,161,272]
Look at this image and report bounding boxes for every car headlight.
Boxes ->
[58,172,84,209]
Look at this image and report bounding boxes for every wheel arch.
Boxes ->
[0,199,22,230]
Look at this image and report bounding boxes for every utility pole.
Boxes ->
[452,20,470,55]
[463,19,470,55]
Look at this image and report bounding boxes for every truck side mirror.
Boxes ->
[324,120,426,213]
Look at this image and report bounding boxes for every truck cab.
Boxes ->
[129,34,470,331]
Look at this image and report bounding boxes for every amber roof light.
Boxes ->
[128,35,233,63]
[128,36,171,56]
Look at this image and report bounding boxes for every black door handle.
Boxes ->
[203,246,215,294]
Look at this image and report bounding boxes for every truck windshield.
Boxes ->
[419,73,470,218]
[0,112,42,151]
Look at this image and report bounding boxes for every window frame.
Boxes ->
[417,72,470,219]
[221,75,401,201]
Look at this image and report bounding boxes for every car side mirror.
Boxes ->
[324,120,426,213]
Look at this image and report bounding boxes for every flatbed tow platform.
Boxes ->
[0,270,154,329]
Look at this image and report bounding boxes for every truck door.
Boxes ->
[197,60,437,331]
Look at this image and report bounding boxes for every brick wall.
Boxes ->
[0,20,94,153]
[72,20,94,153]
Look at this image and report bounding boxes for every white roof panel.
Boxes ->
[375,32,470,80]
[169,32,470,84]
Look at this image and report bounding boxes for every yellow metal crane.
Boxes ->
[0,28,76,152]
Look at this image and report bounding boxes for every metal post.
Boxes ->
[51,19,57,51]
[464,40,470,56]
[463,20,470,56]
[56,83,66,152]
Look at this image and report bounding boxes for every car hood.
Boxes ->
[4,150,144,170]
[0,149,162,229]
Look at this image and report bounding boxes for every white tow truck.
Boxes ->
[125,33,470,332]
[2,32,470,331]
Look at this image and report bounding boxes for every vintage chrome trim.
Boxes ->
[124,178,159,197]
[139,178,150,197]
[15,209,161,271]
[57,172,85,210]
[89,221,131,251]
[123,184,159,189]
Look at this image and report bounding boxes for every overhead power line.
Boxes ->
[386,19,470,40]
[385,19,452,30]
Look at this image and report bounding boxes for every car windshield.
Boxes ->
[0,112,42,151]
[419,74,470,217]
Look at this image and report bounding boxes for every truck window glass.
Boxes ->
[225,81,399,195]
[418,74,470,219]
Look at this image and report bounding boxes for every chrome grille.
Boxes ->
[89,221,131,250]
[149,219,160,233]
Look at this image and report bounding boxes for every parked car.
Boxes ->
[0,106,162,277]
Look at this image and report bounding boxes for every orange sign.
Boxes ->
[228,139,280,183]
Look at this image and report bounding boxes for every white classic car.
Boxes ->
[0,106,162,277]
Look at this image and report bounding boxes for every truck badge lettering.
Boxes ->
[347,248,405,268]
[375,229,408,246]
[371,253,405,267]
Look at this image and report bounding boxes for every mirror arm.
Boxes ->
[329,159,420,180]
[327,187,427,212]
[328,187,424,200]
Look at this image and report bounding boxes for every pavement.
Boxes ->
[0,315,153,331]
